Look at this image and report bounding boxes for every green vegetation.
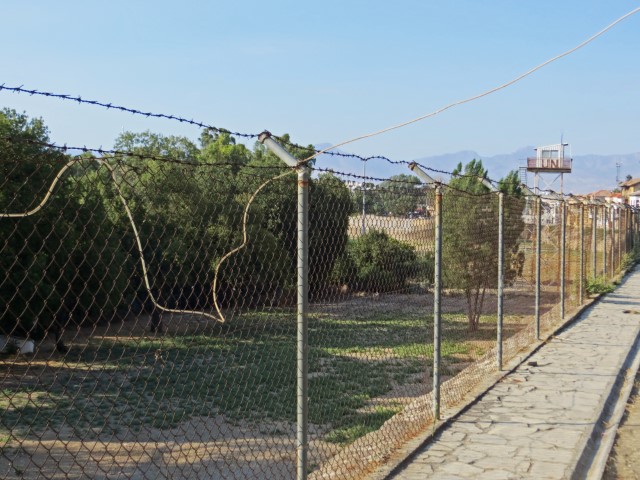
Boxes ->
[0,110,130,339]
[331,230,423,292]
[324,406,401,445]
[0,309,506,445]
[586,276,616,295]
[443,161,525,331]
[0,111,351,337]
[350,174,425,217]
[621,249,639,272]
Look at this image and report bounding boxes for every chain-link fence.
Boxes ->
[2,134,640,480]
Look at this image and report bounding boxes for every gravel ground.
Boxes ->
[603,370,640,480]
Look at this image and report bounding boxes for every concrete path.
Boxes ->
[391,267,640,480]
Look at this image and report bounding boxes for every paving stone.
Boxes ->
[473,456,523,470]
[481,469,519,479]
[464,443,518,457]
[439,461,484,477]
[454,449,485,464]
[528,461,568,478]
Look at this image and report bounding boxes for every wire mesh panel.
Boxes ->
[438,189,500,410]
[501,193,537,363]
[538,199,562,335]
[565,203,581,312]
[584,205,598,281]
[307,177,436,480]
[596,205,607,278]
[0,132,305,479]
[3,119,640,480]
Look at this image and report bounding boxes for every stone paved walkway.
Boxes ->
[391,267,640,480]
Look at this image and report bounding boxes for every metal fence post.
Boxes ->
[624,208,628,257]
[592,205,598,278]
[497,192,504,370]
[560,201,566,319]
[603,205,608,278]
[618,207,622,270]
[611,207,616,274]
[579,204,585,305]
[433,184,443,420]
[297,164,309,480]
[258,132,309,480]
[535,196,542,340]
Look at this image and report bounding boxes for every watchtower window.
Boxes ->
[541,150,559,159]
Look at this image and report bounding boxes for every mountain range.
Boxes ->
[313,144,640,195]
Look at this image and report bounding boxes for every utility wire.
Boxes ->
[302,7,640,163]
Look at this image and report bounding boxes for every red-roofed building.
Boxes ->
[586,190,623,204]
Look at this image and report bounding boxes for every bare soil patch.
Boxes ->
[603,370,640,480]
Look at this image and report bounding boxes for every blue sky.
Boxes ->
[1,1,638,178]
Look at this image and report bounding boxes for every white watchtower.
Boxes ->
[527,143,572,194]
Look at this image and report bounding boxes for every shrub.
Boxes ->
[586,276,615,295]
[332,230,418,293]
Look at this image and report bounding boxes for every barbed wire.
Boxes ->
[0,84,258,139]
[0,131,636,206]
[3,5,639,184]
[0,86,530,184]
[0,134,289,172]
[2,132,506,188]
[4,133,637,207]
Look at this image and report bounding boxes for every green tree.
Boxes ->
[111,131,259,311]
[245,136,352,300]
[378,174,422,216]
[443,160,525,331]
[0,110,129,341]
[332,230,418,293]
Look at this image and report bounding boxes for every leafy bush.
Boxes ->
[332,230,418,293]
[586,276,615,295]
[621,249,639,272]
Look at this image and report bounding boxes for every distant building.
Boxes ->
[586,190,623,204]
[620,178,640,207]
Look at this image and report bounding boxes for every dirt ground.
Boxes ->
[0,287,564,480]
[603,370,640,480]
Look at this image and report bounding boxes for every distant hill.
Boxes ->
[313,143,640,195]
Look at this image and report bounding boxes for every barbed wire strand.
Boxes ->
[0,134,289,172]
[0,85,257,139]
[301,7,640,164]
[1,133,504,188]
[2,7,638,176]
[0,130,617,206]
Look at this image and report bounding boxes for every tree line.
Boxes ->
[0,109,525,343]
